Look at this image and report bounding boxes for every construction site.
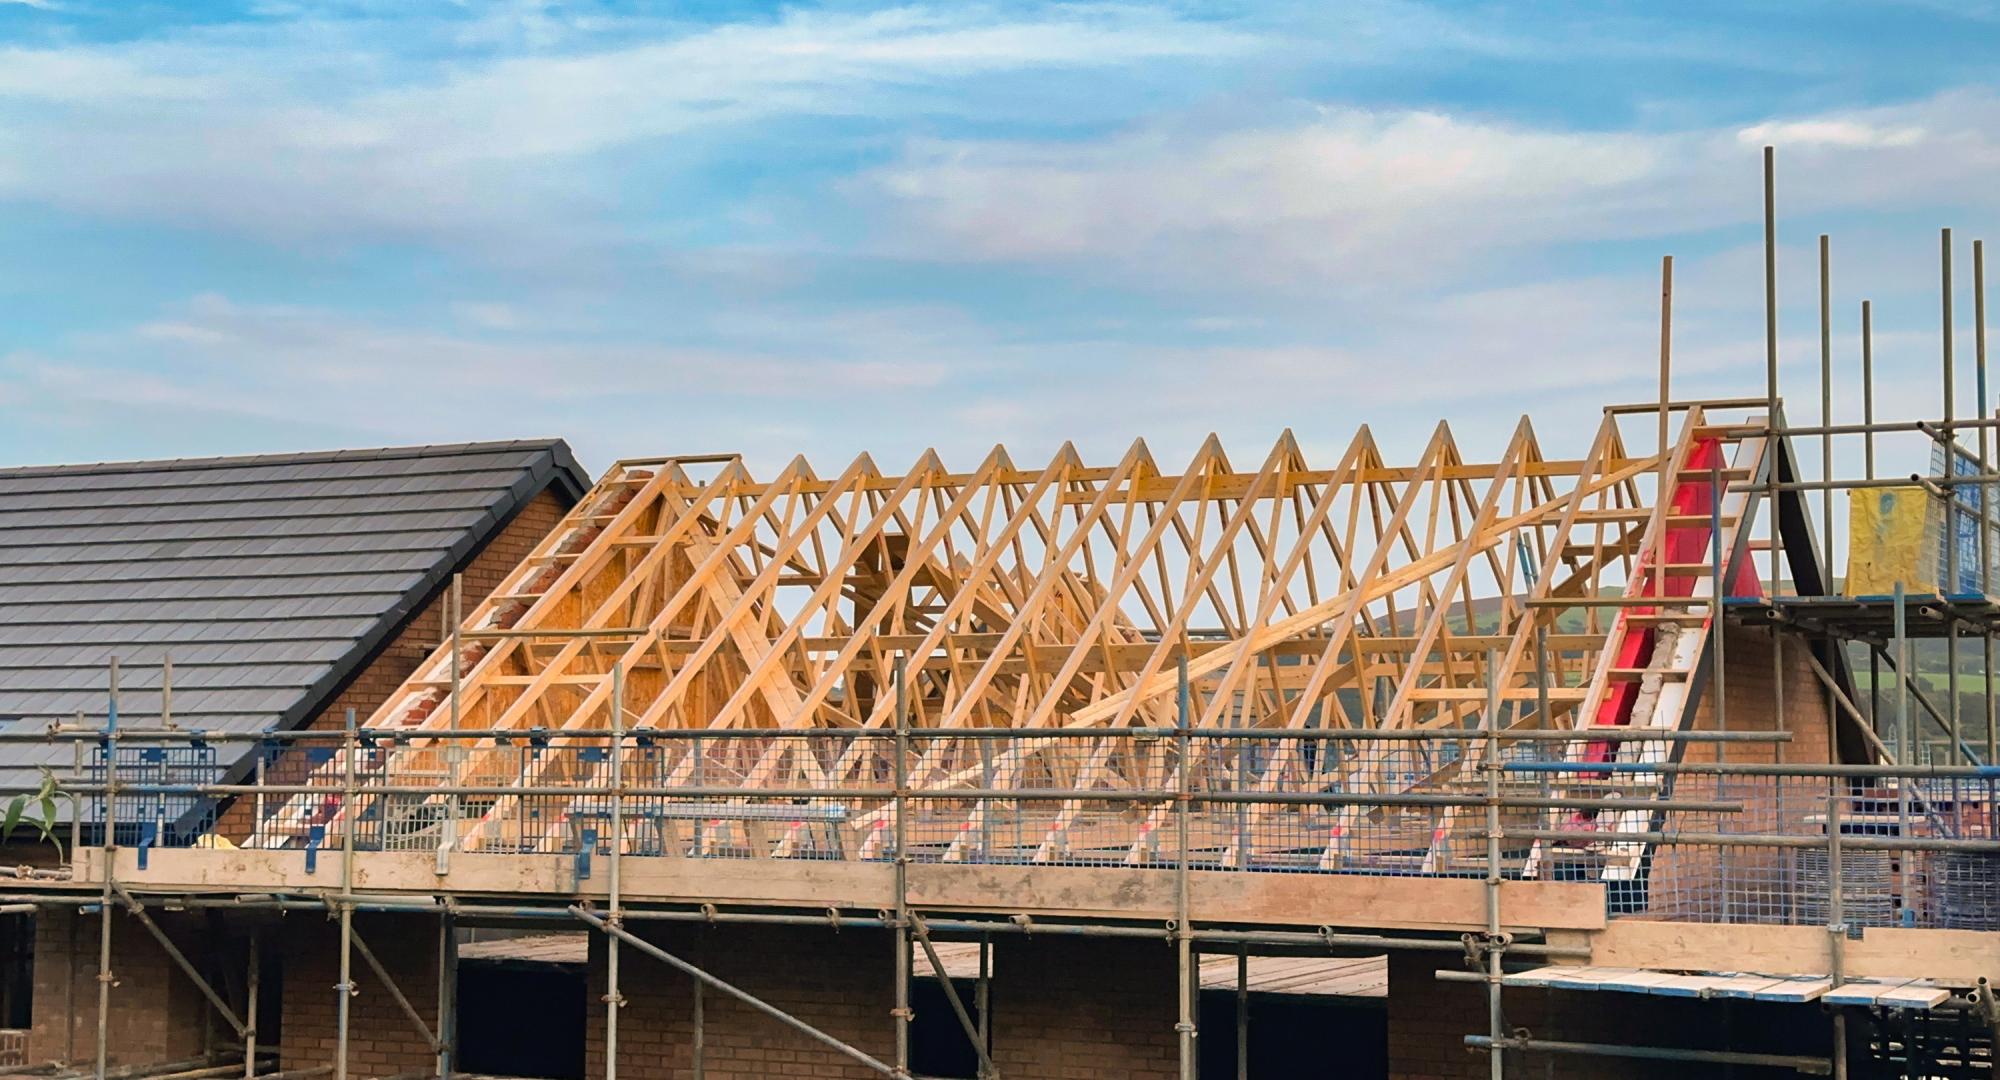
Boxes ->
[0,148,1993,1080]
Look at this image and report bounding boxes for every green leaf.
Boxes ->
[1,796,21,841]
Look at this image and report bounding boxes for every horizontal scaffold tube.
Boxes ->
[1466,1034,1832,1075]
[24,780,1747,813]
[17,725,1793,743]
[0,890,1591,957]
[1494,829,1999,853]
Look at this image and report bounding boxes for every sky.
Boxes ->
[1,1,1999,481]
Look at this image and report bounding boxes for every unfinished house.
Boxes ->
[1,161,1996,1080]
[0,440,589,1065]
[3,392,1994,1080]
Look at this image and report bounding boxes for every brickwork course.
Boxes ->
[579,923,1179,1080]
[279,913,442,1077]
[28,907,219,1067]
[986,934,1178,1080]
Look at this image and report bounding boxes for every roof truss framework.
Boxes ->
[259,410,1777,866]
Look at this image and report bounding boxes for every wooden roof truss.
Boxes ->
[256,409,1775,873]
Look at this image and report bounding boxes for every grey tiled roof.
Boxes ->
[0,440,588,800]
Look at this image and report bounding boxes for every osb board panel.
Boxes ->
[1581,919,2000,985]
[85,850,1605,931]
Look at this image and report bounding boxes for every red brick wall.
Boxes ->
[584,923,893,1080]
[278,912,441,1077]
[1686,625,1837,766]
[579,924,1176,1080]
[987,934,1177,1080]
[27,906,215,1067]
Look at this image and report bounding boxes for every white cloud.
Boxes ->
[1737,119,1926,149]
[2,293,978,468]
[866,110,1677,285]
[0,5,1253,246]
[856,90,2000,294]
[450,302,523,330]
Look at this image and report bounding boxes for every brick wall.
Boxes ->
[583,922,893,1080]
[1685,625,1837,766]
[278,912,441,1077]
[1384,953,1830,1079]
[218,488,569,838]
[579,924,1176,1080]
[987,934,1178,1080]
[27,906,215,1067]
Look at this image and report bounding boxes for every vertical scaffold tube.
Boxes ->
[1176,655,1195,1080]
[604,662,624,1080]
[893,658,911,1076]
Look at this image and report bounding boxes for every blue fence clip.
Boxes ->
[575,828,596,881]
[137,822,155,871]
[306,825,325,875]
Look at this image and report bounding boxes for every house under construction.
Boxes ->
[0,153,1993,1080]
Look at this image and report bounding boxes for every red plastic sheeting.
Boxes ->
[1583,437,1760,757]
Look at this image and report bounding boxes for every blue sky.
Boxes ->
[2,1,1998,479]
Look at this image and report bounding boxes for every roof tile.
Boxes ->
[0,439,589,797]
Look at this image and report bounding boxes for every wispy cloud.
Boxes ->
[2,1,1995,482]
[855,91,2000,295]
[0,4,1252,247]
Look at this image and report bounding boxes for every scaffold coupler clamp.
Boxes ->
[1460,930,1510,967]
[1009,913,1033,935]
[699,902,718,924]
[825,906,841,931]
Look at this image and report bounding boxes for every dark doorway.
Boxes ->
[911,979,983,1079]
[1198,993,1386,1078]
[0,914,31,1029]
[456,960,587,1080]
